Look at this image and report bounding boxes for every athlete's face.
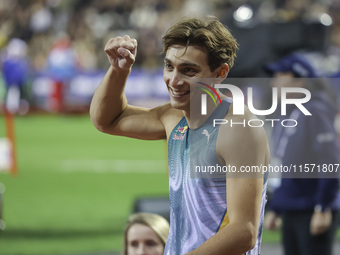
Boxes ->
[127,223,164,255]
[163,44,219,111]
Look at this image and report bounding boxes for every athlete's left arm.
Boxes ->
[186,109,270,255]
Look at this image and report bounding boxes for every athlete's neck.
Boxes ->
[184,98,218,129]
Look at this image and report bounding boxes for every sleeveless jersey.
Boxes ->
[164,99,268,255]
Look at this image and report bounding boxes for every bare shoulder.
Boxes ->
[225,103,268,142]
[155,102,184,139]
[217,103,270,165]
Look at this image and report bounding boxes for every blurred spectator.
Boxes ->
[46,34,77,112]
[264,53,340,255]
[1,0,340,112]
[47,34,77,81]
[1,38,30,114]
[0,0,337,72]
[124,212,169,255]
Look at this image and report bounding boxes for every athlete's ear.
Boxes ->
[215,64,229,80]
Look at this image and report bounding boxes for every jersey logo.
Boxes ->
[172,126,188,140]
[177,126,188,133]
[202,128,216,143]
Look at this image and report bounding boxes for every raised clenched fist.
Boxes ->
[104,35,138,71]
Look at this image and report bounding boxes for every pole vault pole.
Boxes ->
[4,109,17,176]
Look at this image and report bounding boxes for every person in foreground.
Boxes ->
[90,16,269,255]
[124,213,170,255]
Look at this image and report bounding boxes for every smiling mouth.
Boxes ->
[169,87,190,98]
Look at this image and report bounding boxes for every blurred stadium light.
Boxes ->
[319,13,333,26]
[234,5,253,22]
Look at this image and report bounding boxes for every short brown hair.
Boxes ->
[162,16,238,71]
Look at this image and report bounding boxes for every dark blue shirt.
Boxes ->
[269,92,340,213]
[2,58,28,87]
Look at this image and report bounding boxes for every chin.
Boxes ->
[170,99,189,111]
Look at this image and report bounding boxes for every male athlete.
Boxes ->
[90,16,269,255]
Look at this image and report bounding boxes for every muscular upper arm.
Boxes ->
[99,103,182,140]
[217,105,270,234]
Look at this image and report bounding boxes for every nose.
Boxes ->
[136,244,147,255]
[168,71,184,88]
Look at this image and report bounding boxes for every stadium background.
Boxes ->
[0,0,340,254]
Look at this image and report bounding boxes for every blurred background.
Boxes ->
[0,0,340,254]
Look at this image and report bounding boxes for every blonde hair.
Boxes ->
[162,16,238,71]
[123,213,170,255]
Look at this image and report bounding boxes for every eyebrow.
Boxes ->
[164,58,201,68]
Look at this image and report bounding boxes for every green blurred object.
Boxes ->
[0,114,168,255]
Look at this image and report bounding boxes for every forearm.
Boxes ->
[90,66,130,131]
[186,221,256,255]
